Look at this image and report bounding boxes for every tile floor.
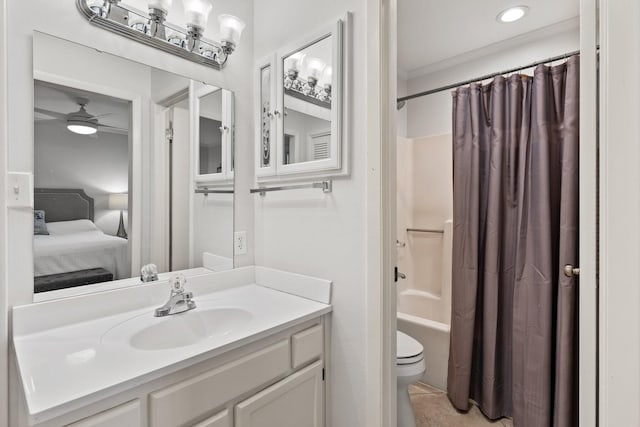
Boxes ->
[409,383,514,427]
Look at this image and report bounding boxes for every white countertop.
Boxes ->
[12,266,332,424]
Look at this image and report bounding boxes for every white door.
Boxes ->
[234,362,324,427]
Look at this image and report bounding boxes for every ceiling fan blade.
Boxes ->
[93,112,113,119]
[98,124,128,135]
[34,108,66,120]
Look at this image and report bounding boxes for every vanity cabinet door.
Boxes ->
[65,399,141,427]
[234,361,323,427]
[149,340,290,427]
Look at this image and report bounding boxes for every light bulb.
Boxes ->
[148,0,173,13]
[182,0,213,28]
[218,14,245,46]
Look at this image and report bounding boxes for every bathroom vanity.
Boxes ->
[12,267,332,427]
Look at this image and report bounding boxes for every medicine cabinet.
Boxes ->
[255,16,347,180]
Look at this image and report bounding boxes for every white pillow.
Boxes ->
[46,219,100,235]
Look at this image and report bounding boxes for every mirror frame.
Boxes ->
[192,83,235,184]
[275,19,343,175]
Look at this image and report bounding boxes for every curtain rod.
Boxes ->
[398,49,581,103]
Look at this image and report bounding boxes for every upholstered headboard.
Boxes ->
[34,188,94,222]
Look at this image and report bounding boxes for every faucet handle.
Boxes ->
[140,263,158,282]
[170,273,187,292]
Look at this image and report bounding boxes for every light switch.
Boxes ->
[7,172,33,208]
[234,231,247,255]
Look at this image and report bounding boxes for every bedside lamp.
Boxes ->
[108,193,128,239]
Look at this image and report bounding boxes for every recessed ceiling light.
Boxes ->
[497,6,529,23]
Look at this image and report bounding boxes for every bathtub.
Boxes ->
[397,220,452,391]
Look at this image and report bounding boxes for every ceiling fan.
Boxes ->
[35,97,127,135]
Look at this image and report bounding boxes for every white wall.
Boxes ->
[34,122,129,235]
[253,1,369,426]
[404,22,580,138]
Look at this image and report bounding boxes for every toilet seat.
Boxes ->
[397,331,424,365]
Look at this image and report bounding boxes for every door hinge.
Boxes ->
[165,127,174,142]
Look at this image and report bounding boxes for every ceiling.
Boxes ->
[398,0,580,76]
[34,81,130,132]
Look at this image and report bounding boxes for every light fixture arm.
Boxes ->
[148,7,168,39]
[76,0,239,70]
[186,24,203,52]
[105,0,129,25]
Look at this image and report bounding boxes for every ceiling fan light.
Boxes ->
[67,121,98,135]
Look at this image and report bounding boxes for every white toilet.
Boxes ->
[397,331,426,427]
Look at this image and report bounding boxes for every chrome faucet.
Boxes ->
[154,274,196,317]
[141,263,159,282]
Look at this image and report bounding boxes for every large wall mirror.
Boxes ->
[32,32,235,299]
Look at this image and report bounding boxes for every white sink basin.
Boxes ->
[102,306,253,351]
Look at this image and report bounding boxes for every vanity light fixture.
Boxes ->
[496,6,529,23]
[76,0,245,69]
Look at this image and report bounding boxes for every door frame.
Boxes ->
[579,0,598,425]
[598,0,640,424]
[366,0,397,426]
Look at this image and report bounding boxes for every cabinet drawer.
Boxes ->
[150,339,290,427]
[235,361,324,427]
[66,399,140,427]
[191,409,231,427]
[291,324,323,369]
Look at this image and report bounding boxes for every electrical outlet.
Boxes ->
[234,231,247,255]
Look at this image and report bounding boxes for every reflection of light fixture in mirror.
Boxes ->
[77,0,244,69]
[182,0,213,52]
[148,0,172,39]
[305,57,326,88]
[321,66,333,94]
[286,52,306,80]
[109,193,128,239]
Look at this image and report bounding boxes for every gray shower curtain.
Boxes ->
[447,56,579,427]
